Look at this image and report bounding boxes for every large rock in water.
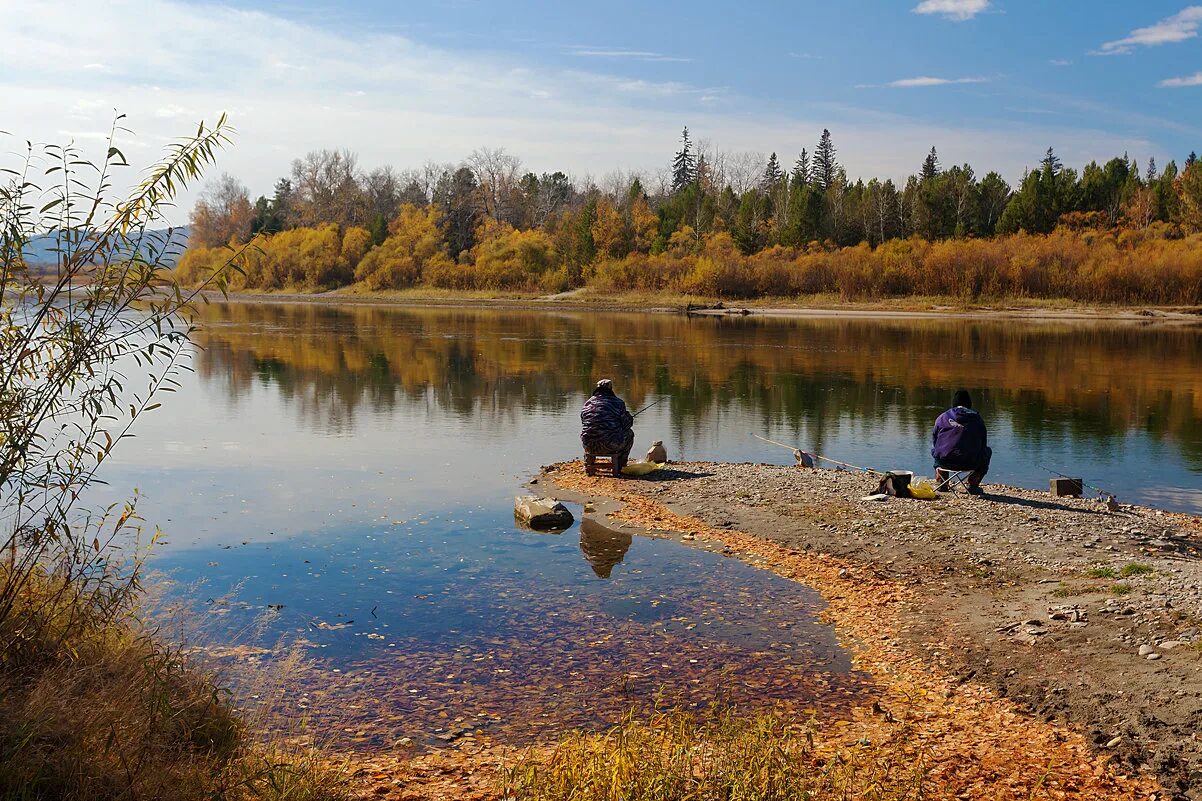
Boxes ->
[514,495,574,530]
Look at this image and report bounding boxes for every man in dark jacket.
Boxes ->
[931,389,991,495]
[581,379,635,476]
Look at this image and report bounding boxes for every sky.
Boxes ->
[3,0,1201,219]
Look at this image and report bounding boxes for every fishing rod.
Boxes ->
[750,433,882,475]
[632,399,663,418]
[1038,464,1116,499]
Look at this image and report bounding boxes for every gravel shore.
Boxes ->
[546,461,1202,799]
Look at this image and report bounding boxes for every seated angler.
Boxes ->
[580,379,635,477]
[931,389,992,496]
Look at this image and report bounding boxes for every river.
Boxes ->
[101,302,1202,747]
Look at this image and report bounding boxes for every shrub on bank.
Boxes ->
[177,224,1202,305]
[354,204,451,290]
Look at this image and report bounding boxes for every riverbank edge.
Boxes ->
[529,460,1175,800]
[199,288,1202,325]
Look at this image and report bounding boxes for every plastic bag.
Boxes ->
[621,461,665,477]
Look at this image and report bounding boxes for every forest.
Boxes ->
[176,127,1202,304]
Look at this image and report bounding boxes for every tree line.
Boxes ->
[178,127,1202,303]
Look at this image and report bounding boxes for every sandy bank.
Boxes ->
[538,461,1202,799]
[199,289,1202,325]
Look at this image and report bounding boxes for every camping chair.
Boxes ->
[935,469,972,493]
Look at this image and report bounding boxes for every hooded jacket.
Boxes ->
[931,405,988,466]
[580,386,634,452]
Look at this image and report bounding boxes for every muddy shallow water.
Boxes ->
[99,302,1202,745]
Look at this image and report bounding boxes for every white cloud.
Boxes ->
[566,47,691,63]
[912,0,990,22]
[1097,6,1202,55]
[1159,71,1202,87]
[884,76,990,87]
[1049,59,1071,66]
[155,103,193,118]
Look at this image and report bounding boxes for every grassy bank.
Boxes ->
[505,708,928,801]
[0,567,349,800]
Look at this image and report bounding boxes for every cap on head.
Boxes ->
[952,389,973,409]
[597,379,613,390]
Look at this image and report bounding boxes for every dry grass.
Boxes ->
[504,708,928,801]
[0,567,351,801]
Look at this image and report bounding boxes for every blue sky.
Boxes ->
[3,1,1200,215]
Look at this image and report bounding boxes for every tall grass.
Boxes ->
[0,566,350,801]
[505,708,927,801]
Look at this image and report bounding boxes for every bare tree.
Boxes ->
[362,166,402,223]
[288,149,364,228]
[726,151,765,195]
[189,173,253,247]
[467,147,523,226]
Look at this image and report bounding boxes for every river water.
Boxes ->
[103,302,1202,746]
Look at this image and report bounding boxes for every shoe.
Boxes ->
[967,485,984,496]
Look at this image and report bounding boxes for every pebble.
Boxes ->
[1158,640,1184,651]
[1147,653,1162,661]
[1138,644,1156,656]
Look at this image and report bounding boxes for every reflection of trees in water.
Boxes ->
[193,303,1202,465]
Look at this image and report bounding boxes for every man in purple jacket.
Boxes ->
[931,389,991,495]
[581,379,635,475]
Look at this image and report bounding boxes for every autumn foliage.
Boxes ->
[177,135,1202,305]
[179,222,1202,304]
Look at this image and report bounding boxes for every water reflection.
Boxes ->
[579,518,633,579]
[190,302,1202,512]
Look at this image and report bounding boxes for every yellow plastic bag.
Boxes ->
[909,481,936,500]
[621,461,666,477]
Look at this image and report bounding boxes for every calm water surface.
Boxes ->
[102,303,1202,745]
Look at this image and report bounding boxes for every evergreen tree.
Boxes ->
[921,147,940,181]
[761,152,784,189]
[368,212,389,246]
[792,149,809,184]
[810,129,838,191]
[671,126,697,193]
[1187,151,1198,169]
[1146,157,1158,182]
[1041,147,1062,176]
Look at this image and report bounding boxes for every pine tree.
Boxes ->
[672,126,697,193]
[811,129,838,191]
[792,149,809,184]
[1041,147,1062,176]
[1146,157,1158,182]
[762,152,784,189]
[921,147,940,181]
[1187,151,1199,169]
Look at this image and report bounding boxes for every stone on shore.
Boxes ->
[514,495,574,530]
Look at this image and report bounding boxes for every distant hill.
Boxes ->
[22,227,190,268]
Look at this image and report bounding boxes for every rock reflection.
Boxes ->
[578,518,633,579]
